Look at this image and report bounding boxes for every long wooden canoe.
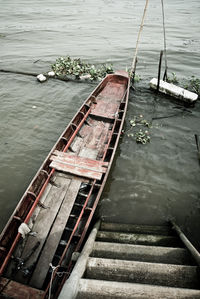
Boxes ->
[0,71,130,298]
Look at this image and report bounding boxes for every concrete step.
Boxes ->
[85,258,200,289]
[101,222,173,236]
[91,242,194,265]
[96,231,182,247]
[76,279,200,298]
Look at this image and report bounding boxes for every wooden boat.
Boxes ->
[0,71,130,298]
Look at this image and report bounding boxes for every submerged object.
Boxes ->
[80,74,92,80]
[150,78,198,103]
[0,71,130,298]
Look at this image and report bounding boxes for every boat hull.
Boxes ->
[0,71,130,298]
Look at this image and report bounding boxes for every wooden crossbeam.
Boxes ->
[50,151,108,180]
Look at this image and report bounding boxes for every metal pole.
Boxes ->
[157,50,163,92]
[171,221,200,267]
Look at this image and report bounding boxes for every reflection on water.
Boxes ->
[0,0,200,248]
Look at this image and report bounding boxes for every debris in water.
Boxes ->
[37,74,47,82]
[135,129,150,144]
[184,76,200,95]
[80,74,92,80]
[127,115,151,144]
[150,78,198,103]
[48,71,55,77]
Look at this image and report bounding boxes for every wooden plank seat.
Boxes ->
[50,150,109,180]
[90,100,119,119]
[96,82,126,102]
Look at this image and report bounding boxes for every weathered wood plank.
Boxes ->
[97,82,126,101]
[56,171,90,183]
[90,101,119,119]
[50,160,103,180]
[79,147,98,160]
[30,179,82,288]
[51,151,108,172]
[15,175,72,284]
[70,136,84,153]
[29,182,53,229]
[73,125,99,159]
[79,119,110,152]
[96,122,112,159]
[5,182,53,279]
[0,277,44,299]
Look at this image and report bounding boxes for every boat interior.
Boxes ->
[0,73,129,297]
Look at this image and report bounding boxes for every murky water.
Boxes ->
[0,0,200,248]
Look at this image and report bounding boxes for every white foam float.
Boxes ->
[48,71,55,77]
[37,74,47,82]
[150,78,198,103]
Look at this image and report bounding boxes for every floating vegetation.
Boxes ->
[134,74,141,83]
[51,56,114,81]
[135,129,150,144]
[167,72,179,84]
[127,68,141,82]
[129,115,151,128]
[167,73,199,96]
[184,76,200,95]
[127,115,151,144]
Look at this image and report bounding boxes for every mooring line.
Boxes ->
[0,69,38,77]
[0,69,96,84]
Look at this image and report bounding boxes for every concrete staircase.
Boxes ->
[59,222,200,299]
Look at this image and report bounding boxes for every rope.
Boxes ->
[48,263,60,299]
[161,0,168,81]
[130,0,149,80]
